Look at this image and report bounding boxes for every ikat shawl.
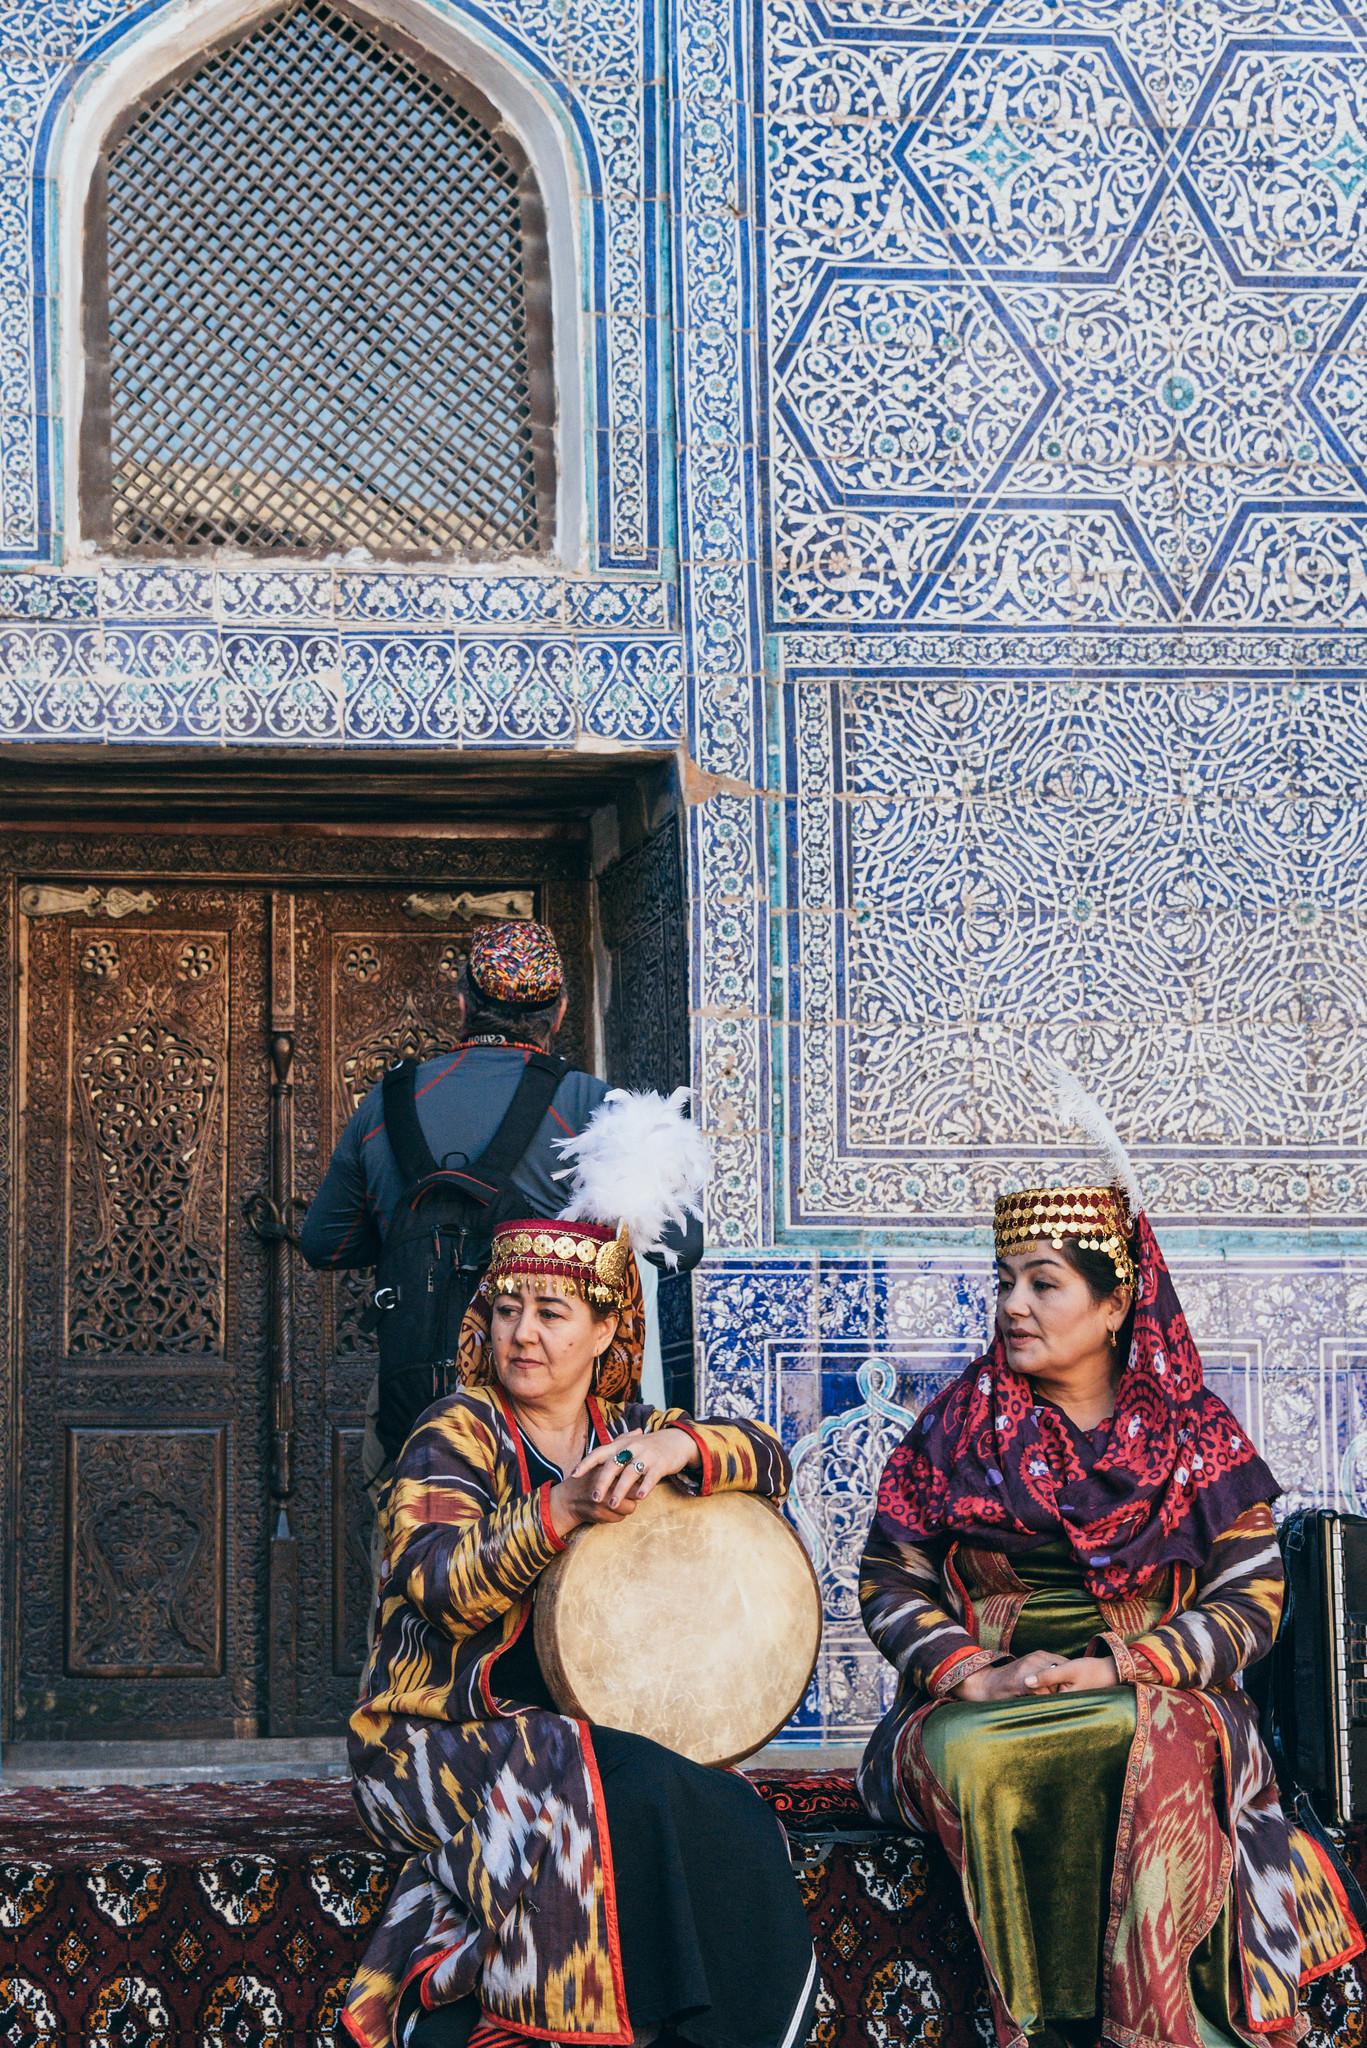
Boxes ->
[875,1212,1278,1598]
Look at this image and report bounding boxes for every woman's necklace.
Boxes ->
[511,1400,591,1475]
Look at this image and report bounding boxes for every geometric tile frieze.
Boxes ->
[763,0,1367,627]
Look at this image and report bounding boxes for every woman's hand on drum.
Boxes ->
[951,1648,1118,1701]
[548,1428,702,1534]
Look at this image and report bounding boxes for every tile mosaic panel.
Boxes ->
[759,0,1367,642]
[0,619,685,748]
[783,667,1367,1231]
[697,1250,1367,1740]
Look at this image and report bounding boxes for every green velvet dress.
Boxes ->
[919,1541,1237,2045]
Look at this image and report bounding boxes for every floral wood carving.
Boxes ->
[66,1428,224,1677]
[67,930,226,1357]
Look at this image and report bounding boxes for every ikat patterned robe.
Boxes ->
[859,1502,1361,2048]
[343,1385,789,2048]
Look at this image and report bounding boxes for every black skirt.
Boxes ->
[592,1723,817,2048]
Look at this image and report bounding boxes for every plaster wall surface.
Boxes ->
[1,0,1364,1739]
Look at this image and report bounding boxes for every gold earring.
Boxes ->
[1108,1327,1118,1350]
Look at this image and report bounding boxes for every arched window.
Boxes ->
[82,0,556,557]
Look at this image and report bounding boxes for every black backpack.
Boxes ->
[368,1050,569,1461]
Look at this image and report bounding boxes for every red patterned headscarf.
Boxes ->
[874,1212,1278,1598]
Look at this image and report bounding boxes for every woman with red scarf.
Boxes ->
[860,1179,1362,2048]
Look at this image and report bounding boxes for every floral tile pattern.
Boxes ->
[698,1251,1367,1740]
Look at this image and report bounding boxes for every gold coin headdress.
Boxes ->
[458,1089,711,1400]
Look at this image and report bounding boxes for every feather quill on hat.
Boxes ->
[556,1087,710,1267]
[1040,1056,1144,1217]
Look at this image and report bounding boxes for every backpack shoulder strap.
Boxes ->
[474,1052,570,1179]
[381,1059,441,1185]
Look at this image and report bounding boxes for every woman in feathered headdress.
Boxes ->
[343,1090,816,2048]
[860,1070,1361,2048]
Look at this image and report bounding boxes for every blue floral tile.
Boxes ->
[335,573,449,624]
[456,637,577,743]
[221,630,342,742]
[446,578,566,626]
[576,639,684,740]
[101,566,214,617]
[342,633,457,743]
[101,624,221,741]
[218,571,334,623]
[0,570,96,620]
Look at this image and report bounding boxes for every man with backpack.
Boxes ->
[299,918,702,1505]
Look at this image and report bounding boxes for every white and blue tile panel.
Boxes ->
[758,0,1367,634]
[0,570,682,746]
[779,661,1367,1235]
[698,1251,1367,1743]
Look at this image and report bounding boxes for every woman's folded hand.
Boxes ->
[951,1648,1119,1701]
[549,1427,703,1534]
[1034,1653,1118,1694]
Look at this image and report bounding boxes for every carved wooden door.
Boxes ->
[16,887,271,1740]
[13,864,590,1743]
[288,889,520,1729]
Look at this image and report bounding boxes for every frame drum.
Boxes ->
[533,1484,822,1766]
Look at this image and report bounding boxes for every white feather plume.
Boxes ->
[555,1087,711,1268]
[1041,1056,1144,1217]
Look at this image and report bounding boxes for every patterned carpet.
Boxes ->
[0,1773,1359,2047]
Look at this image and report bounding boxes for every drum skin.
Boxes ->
[533,1484,822,1766]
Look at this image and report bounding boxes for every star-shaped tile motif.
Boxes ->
[1315,107,1367,200]
[892,43,1163,279]
[989,190,1360,611]
[945,90,1034,229]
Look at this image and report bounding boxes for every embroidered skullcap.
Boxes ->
[468,919,564,1005]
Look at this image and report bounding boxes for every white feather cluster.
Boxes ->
[1040,1056,1144,1216]
[555,1087,711,1267]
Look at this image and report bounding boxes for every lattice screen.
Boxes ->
[89,0,554,556]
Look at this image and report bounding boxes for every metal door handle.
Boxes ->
[241,1190,306,1249]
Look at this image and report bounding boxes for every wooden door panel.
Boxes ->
[17,892,269,1740]
[330,1425,373,1677]
[66,1424,226,1678]
[10,839,595,1743]
[290,883,591,1719]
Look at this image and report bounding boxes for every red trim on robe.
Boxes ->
[669,1419,716,1493]
[1295,1831,1366,1983]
